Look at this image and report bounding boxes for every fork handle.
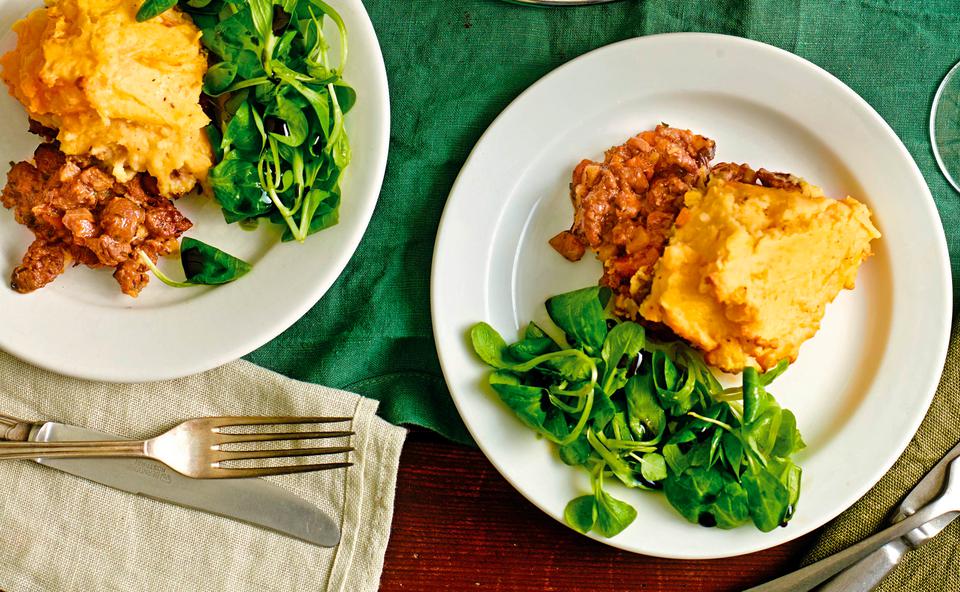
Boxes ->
[0,414,32,442]
[745,502,957,591]
[815,539,908,592]
[0,440,147,460]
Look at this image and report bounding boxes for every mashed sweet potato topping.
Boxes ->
[1,0,211,196]
[639,178,881,373]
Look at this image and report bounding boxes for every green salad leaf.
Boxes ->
[469,286,806,537]
[600,321,645,394]
[742,467,791,532]
[625,372,665,442]
[563,495,598,534]
[203,62,239,95]
[594,488,637,537]
[138,238,251,288]
[136,0,178,21]
[140,0,355,244]
[489,372,548,434]
[180,237,252,284]
[545,286,610,355]
[470,322,512,368]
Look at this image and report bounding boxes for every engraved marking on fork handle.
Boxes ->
[132,459,173,484]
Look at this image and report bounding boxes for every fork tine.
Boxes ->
[211,416,352,429]
[218,462,354,478]
[216,446,354,463]
[216,430,354,445]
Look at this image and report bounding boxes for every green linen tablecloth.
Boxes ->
[248,0,960,590]
[246,1,960,585]
[247,0,960,441]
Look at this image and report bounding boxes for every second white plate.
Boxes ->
[432,33,952,558]
[0,0,390,382]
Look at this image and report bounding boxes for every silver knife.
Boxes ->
[17,420,340,547]
[816,439,960,591]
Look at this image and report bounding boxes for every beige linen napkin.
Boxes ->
[0,352,406,592]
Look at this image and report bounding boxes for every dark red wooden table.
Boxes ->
[381,431,817,591]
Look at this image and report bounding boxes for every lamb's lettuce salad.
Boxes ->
[140,0,354,243]
[470,286,805,537]
[134,0,354,288]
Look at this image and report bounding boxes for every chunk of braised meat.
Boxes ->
[51,174,99,210]
[549,230,586,262]
[62,208,97,239]
[10,239,65,293]
[709,162,803,191]
[550,125,716,314]
[27,119,58,143]
[112,258,150,297]
[29,203,67,241]
[144,197,192,238]
[113,238,179,298]
[101,197,145,243]
[33,142,66,173]
[1,142,192,296]
[80,166,115,191]
[86,234,133,267]
[2,161,45,225]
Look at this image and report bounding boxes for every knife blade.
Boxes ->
[817,439,960,591]
[29,421,341,548]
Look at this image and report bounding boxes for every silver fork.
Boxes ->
[0,416,354,479]
[745,455,960,591]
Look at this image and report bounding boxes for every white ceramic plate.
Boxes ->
[0,0,389,382]
[432,34,952,559]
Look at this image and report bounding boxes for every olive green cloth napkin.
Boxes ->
[245,0,960,446]
[0,352,406,592]
[799,325,959,589]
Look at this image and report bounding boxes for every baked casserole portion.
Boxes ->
[639,177,881,372]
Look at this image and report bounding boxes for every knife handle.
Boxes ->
[745,501,956,592]
[0,440,146,460]
[815,540,907,592]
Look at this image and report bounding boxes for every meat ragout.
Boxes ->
[549,126,806,320]
[549,125,716,318]
[708,161,804,191]
[1,126,192,297]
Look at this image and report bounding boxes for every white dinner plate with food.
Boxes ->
[0,0,389,382]
[431,33,951,558]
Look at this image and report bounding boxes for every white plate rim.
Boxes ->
[431,32,952,559]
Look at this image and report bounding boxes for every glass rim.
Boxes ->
[930,59,960,193]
